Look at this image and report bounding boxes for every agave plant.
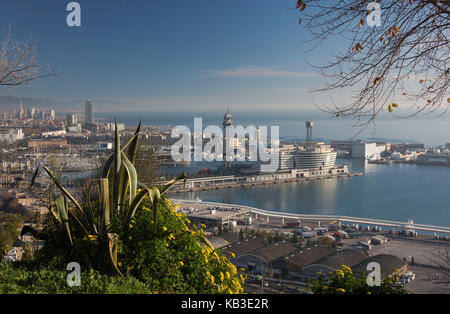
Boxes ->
[22,119,186,275]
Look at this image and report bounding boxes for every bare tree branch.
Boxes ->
[0,28,56,92]
[293,0,449,132]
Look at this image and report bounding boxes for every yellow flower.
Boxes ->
[129,224,133,228]
[165,243,169,247]
[336,288,346,293]
[168,233,175,241]
[230,252,235,258]
[128,236,132,240]
[336,270,344,277]
[341,265,352,271]
[162,226,167,232]
[220,272,224,282]
[179,261,184,266]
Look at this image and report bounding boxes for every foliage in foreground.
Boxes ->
[312,265,408,294]
[0,261,152,294]
[26,197,244,293]
[20,120,244,293]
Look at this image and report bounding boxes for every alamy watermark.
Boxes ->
[367,2,381,27]
[171,118,279,173]
[67,262,81,287]
[66,2,81,27]
[366,262,381,286]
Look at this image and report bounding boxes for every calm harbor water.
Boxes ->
[173,159,450,228]
[96,110,450,227]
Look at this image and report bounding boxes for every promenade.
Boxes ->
[175,199,450,236]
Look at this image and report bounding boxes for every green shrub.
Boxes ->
[312,265,408,294]
[0,261,152,294]
[115,197,244,293]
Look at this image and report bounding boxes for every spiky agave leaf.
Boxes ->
[42,165,83,211]
[118,121,141,212]
[84,182,98,235]
[150,188,161,234]
[41,165,89,235]
[54,195,73,246]
[119,152,137,207]
[101,132,140,179]
[125,186,159,225]
[107,233,123,277]
[159,172,187,195]
[29,165,40,190]
[112,118,121,216]
[99,178,110,233]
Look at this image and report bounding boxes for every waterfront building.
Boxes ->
[279,145,296,170]
[295,144,337,170]
[351,142,386,159]
[331,140,354,154]
[416,152,450,166]
[390,143,425,153]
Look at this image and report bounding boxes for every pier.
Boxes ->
[166,172,362,193]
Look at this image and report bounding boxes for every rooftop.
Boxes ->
[352,254,408,279]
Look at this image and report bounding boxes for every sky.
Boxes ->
[0,0,353,112]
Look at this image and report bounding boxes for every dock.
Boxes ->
[166,172,362,193]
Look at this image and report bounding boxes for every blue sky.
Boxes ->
[0,0,352,112]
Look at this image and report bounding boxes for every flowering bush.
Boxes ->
[312,265,407,294]
[22,196,244,294]
[114,197,244,293]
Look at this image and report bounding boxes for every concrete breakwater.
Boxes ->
[167,172,362,194]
